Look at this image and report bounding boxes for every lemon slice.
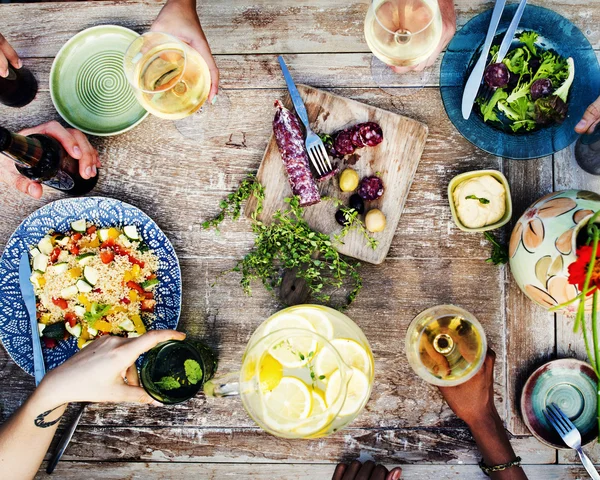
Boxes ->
[264,377,312,423]
[325,367,370,417]
[258,354,283,392]
[263,313,317,368]
[289,307,334,340]
[292,389,333,438]
[315,338,371,378]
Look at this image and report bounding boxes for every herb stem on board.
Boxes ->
[465,195,490,205]
[483,231,508,265]
[334,206,378,250]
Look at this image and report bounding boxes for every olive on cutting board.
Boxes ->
[365,209,386,232]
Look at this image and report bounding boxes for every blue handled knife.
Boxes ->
[278,56,310,128]
[19,251,46,385]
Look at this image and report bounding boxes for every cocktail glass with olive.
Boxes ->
[140,339,217,404]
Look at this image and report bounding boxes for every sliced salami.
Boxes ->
[357,122,384,147]
[333,128,356,156]
[350,126,366,148]
[358,175,384,200]
[273,100,321,207]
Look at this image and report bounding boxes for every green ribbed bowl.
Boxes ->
[50,25,148,136]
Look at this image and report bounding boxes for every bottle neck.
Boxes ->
[0,127,45,169]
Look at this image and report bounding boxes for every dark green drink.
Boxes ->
[141,339,217,404]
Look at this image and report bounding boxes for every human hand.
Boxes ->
[37,330,186,408]
[0,33,20,78]
[0,121,101,199]
[575,96,600,135]
[437,349,497,427]
[390,0,456,73]
[332,460,402,480]
[151,0,219,101]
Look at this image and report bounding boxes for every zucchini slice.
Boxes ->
[76,279,93,293]
[71,219,87,233]
[141,278,159,291]
[73,305,86,317]
[33,254,49,273]
[87,326,98,337]
[38,236,53,255]
[49,262,69,275]
[76,252,96,265]
[118,319,135,332]
[29,247,41,258]
[83,266,99,286]
[61,285,78,299]
[30,272,42,289]
[123,225,139,241]
[98,228,110,242]
[56,236,70,246]
[118,234,132,248]
[65,322,82,338]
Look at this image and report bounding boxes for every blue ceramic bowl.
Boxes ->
[440,4,600,160]
[0,197,182,376]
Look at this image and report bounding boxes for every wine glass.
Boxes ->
[364,0,442,96]
[123,31,230,141]
[574,131,600,175]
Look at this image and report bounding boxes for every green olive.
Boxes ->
[365,209,386,233]
[339,169,359,192]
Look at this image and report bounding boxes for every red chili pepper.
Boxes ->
[127,255,145,268]
[127,281,144,294]
[52,298,68,310]
[100,250,115,264]
[72,233,82,241]
[86,226,97,235]
[120,297,131,305]
[69,245,80,255]
[64,312,78,327]
[143,291,154,300]
[43,337,57,349]
[49,247,61,263]
[141,299,156,312]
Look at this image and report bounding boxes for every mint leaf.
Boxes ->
[184,359,203,385]
[154,376,181,391]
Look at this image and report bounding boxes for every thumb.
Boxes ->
[115,385,159,405]
[576,97,600,134]
[0,158,43,198]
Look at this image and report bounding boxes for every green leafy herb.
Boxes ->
[465,195,490,205]
[319,375,326,380]
[299,353,305,361]
[201,174,265,230]
[84,303,112,327]
[184,359,203,385]
[154,376,181,391]
[310,371,316,380]
[334,207,378,250]
[484,232,508,265]
[519,31,538,56]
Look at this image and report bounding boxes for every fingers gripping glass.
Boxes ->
[364,0,442,96]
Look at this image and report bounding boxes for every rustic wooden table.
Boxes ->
[0,1,599,478]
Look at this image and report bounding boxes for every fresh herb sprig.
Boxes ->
[201,175,265,230]
[466,195,490,205]
[483,232,508,265]
[334,207,378,250]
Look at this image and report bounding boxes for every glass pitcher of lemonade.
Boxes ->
[204,305,375,439]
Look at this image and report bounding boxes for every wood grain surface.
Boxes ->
[246,84,427,264]
[0,0,598,478]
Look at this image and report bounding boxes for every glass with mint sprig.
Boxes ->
[550,211,600,440]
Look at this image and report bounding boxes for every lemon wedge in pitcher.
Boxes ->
[264,377,313,423]
[325,367,370,417]
[263,313,317,368]
[315,338,371,378]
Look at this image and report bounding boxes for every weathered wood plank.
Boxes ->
[504,157,556,436]
[38,462,600,480]
[0,0,598,58]
[0,87,501,262]
[36,425,553,465]
[1,256,506,430]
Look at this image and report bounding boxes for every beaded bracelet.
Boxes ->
[478,456,522,476]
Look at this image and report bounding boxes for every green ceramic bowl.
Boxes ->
[50,25,148,136]
[521,358,598,449]
[448,169,513,232]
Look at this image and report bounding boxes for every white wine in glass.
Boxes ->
[124,32,211,120]
[365,0,443,67]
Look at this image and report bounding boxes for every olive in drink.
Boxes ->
[0,66,38,108]
[0,126,98,195]
[405,305,487,387]
[141,339,217,404]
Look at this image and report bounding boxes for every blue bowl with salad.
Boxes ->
[440,4,600,160]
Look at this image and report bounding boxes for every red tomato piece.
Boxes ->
[147,274,157,280]
[52,298,68,309]
[101,239,115,249]
[128,255,145,268]
[86,226,97,235]
[143,291,154,300]
[100,250,115,264]
[120,297,131,305]
[69,245,80,255]
[43,337,58,349]
[127,281,144,294]
[141,299,156,312]
[72,233,82,241]
[49,247,61,263]
[64,312,78,327]
[112,244,128,256]
[92,288,102,294]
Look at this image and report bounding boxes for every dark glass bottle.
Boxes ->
[0,66,38,107]
[0,126,98,195]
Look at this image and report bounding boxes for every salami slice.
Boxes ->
[316,162,340,182]
[273,100,321,207]
[333,128,356,156]
[357,122,384,147]
[358,175,384,200]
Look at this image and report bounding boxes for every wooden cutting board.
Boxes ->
[246,85,428,265]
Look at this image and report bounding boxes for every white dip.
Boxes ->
[453,175,506,228]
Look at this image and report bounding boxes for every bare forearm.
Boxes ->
[468,409,528,480]
[0,384,66,479]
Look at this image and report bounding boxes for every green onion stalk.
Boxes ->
[551,212,600,441]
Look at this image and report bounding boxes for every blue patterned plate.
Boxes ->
[440,4,600,160]
[0,197,181,376]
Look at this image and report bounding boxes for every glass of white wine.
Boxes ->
[405,305,487,387]
[123,31,230,141]
[364,0,443,96]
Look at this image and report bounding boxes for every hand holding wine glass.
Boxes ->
[150,0,219,102]
[575,95,600,135]
[0,121,100,198]
[0,33,21,78]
